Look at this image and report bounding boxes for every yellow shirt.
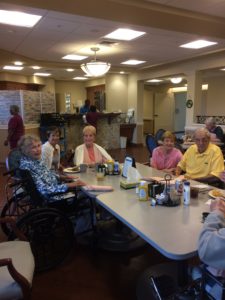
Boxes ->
[177,143,224,179]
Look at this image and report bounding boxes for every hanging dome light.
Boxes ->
[170,77,182,84]
[81,47,111,77]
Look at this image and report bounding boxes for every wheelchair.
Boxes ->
[136,264,225,300]
[1,168,94,272]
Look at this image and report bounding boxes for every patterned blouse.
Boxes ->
[20,156,68,197]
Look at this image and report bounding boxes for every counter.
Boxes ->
[62,113,121,151]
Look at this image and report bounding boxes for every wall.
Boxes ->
[206,76,225,115]
[55,80,86,113]
[105,74,128,113]
[143,89,154,119]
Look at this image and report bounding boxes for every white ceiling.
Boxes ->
[1,0,225,80]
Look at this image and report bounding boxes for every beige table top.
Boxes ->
[79,163,210,260]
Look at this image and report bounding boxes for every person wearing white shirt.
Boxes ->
[42,127,62,171]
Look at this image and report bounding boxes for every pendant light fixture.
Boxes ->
[170,77,182,84]
[81,47,111,77]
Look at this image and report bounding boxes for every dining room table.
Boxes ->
[77,162,214,285]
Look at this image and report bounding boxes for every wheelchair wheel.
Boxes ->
[16,207,74,272]
[1,194,31,236]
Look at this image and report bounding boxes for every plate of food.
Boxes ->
[208,189,225,199]
[63,166,80,174]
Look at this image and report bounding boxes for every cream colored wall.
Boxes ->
[143,89,154,119]
[105,74,128,113]
[0,72,29,83]
[85,78,105,87]
[55,80,86,113]
[206,76,225,115]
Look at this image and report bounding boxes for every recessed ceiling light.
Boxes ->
[73,77,88,80]
[32,66,41,70]
[147,79,163,83]
[66,68,75,72]
[3,65,23,70]
[121,59,146,65]
[34,72,51,77]
[180,40,217,49]
[62,54,88,61]
[104,28,145,41]
[170,77,182,84]
[0,10,42,27]
[220,68,225,71]
[120,71,125,74]
[14,61,23,66]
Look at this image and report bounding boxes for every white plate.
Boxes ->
[208,189,225,199]
[63,167,80,174]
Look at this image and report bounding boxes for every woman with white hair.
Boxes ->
[74,125,112,167]
[19,135,85,198]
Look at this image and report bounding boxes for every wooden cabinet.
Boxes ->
[120,123,136,144]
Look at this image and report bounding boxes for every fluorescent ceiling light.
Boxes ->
[0,10,42,27]
[104,28,145,41]
[220,68,225,71]
[66,68,74,72]
[170,77,182,84]
[121,59,146,65]
[62,54,87,61]
[34,72,51,76]
[73,77,88,80]
[14,61,23,66]
[32,66,41,69]
[180,40,217,49]
[147,79,163,83]
[3,65,23,70]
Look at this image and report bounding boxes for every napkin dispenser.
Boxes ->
[120,166,141,189]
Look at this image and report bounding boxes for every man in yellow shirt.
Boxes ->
[176,128,224,182]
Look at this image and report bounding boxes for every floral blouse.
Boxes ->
[20,156,68,197]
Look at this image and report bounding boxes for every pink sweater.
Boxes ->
[151,146,182,170]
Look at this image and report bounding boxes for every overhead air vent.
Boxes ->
[99,40,119,46]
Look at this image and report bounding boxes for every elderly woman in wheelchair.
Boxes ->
[18,135,85,199]
[2,135,93,273]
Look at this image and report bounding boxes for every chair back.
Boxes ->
[145,134,157,157]
[6,148,23,171]
[155,129,166,145]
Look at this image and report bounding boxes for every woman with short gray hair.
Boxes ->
[19,135,85,199]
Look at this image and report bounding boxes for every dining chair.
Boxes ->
[154,129,166,145]
[145,134,157,157]
[0,217,35,300]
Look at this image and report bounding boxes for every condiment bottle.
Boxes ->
[113,160,119,175]
[183,181,190,205]
[107,160,114,175]
[138,181,148,201]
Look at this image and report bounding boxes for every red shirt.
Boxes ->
[86,112,99,129]
[8,114,24,149]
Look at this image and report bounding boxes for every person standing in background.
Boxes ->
[86,105,100,129]
[4,105,24,149]
[80,99,90,114]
